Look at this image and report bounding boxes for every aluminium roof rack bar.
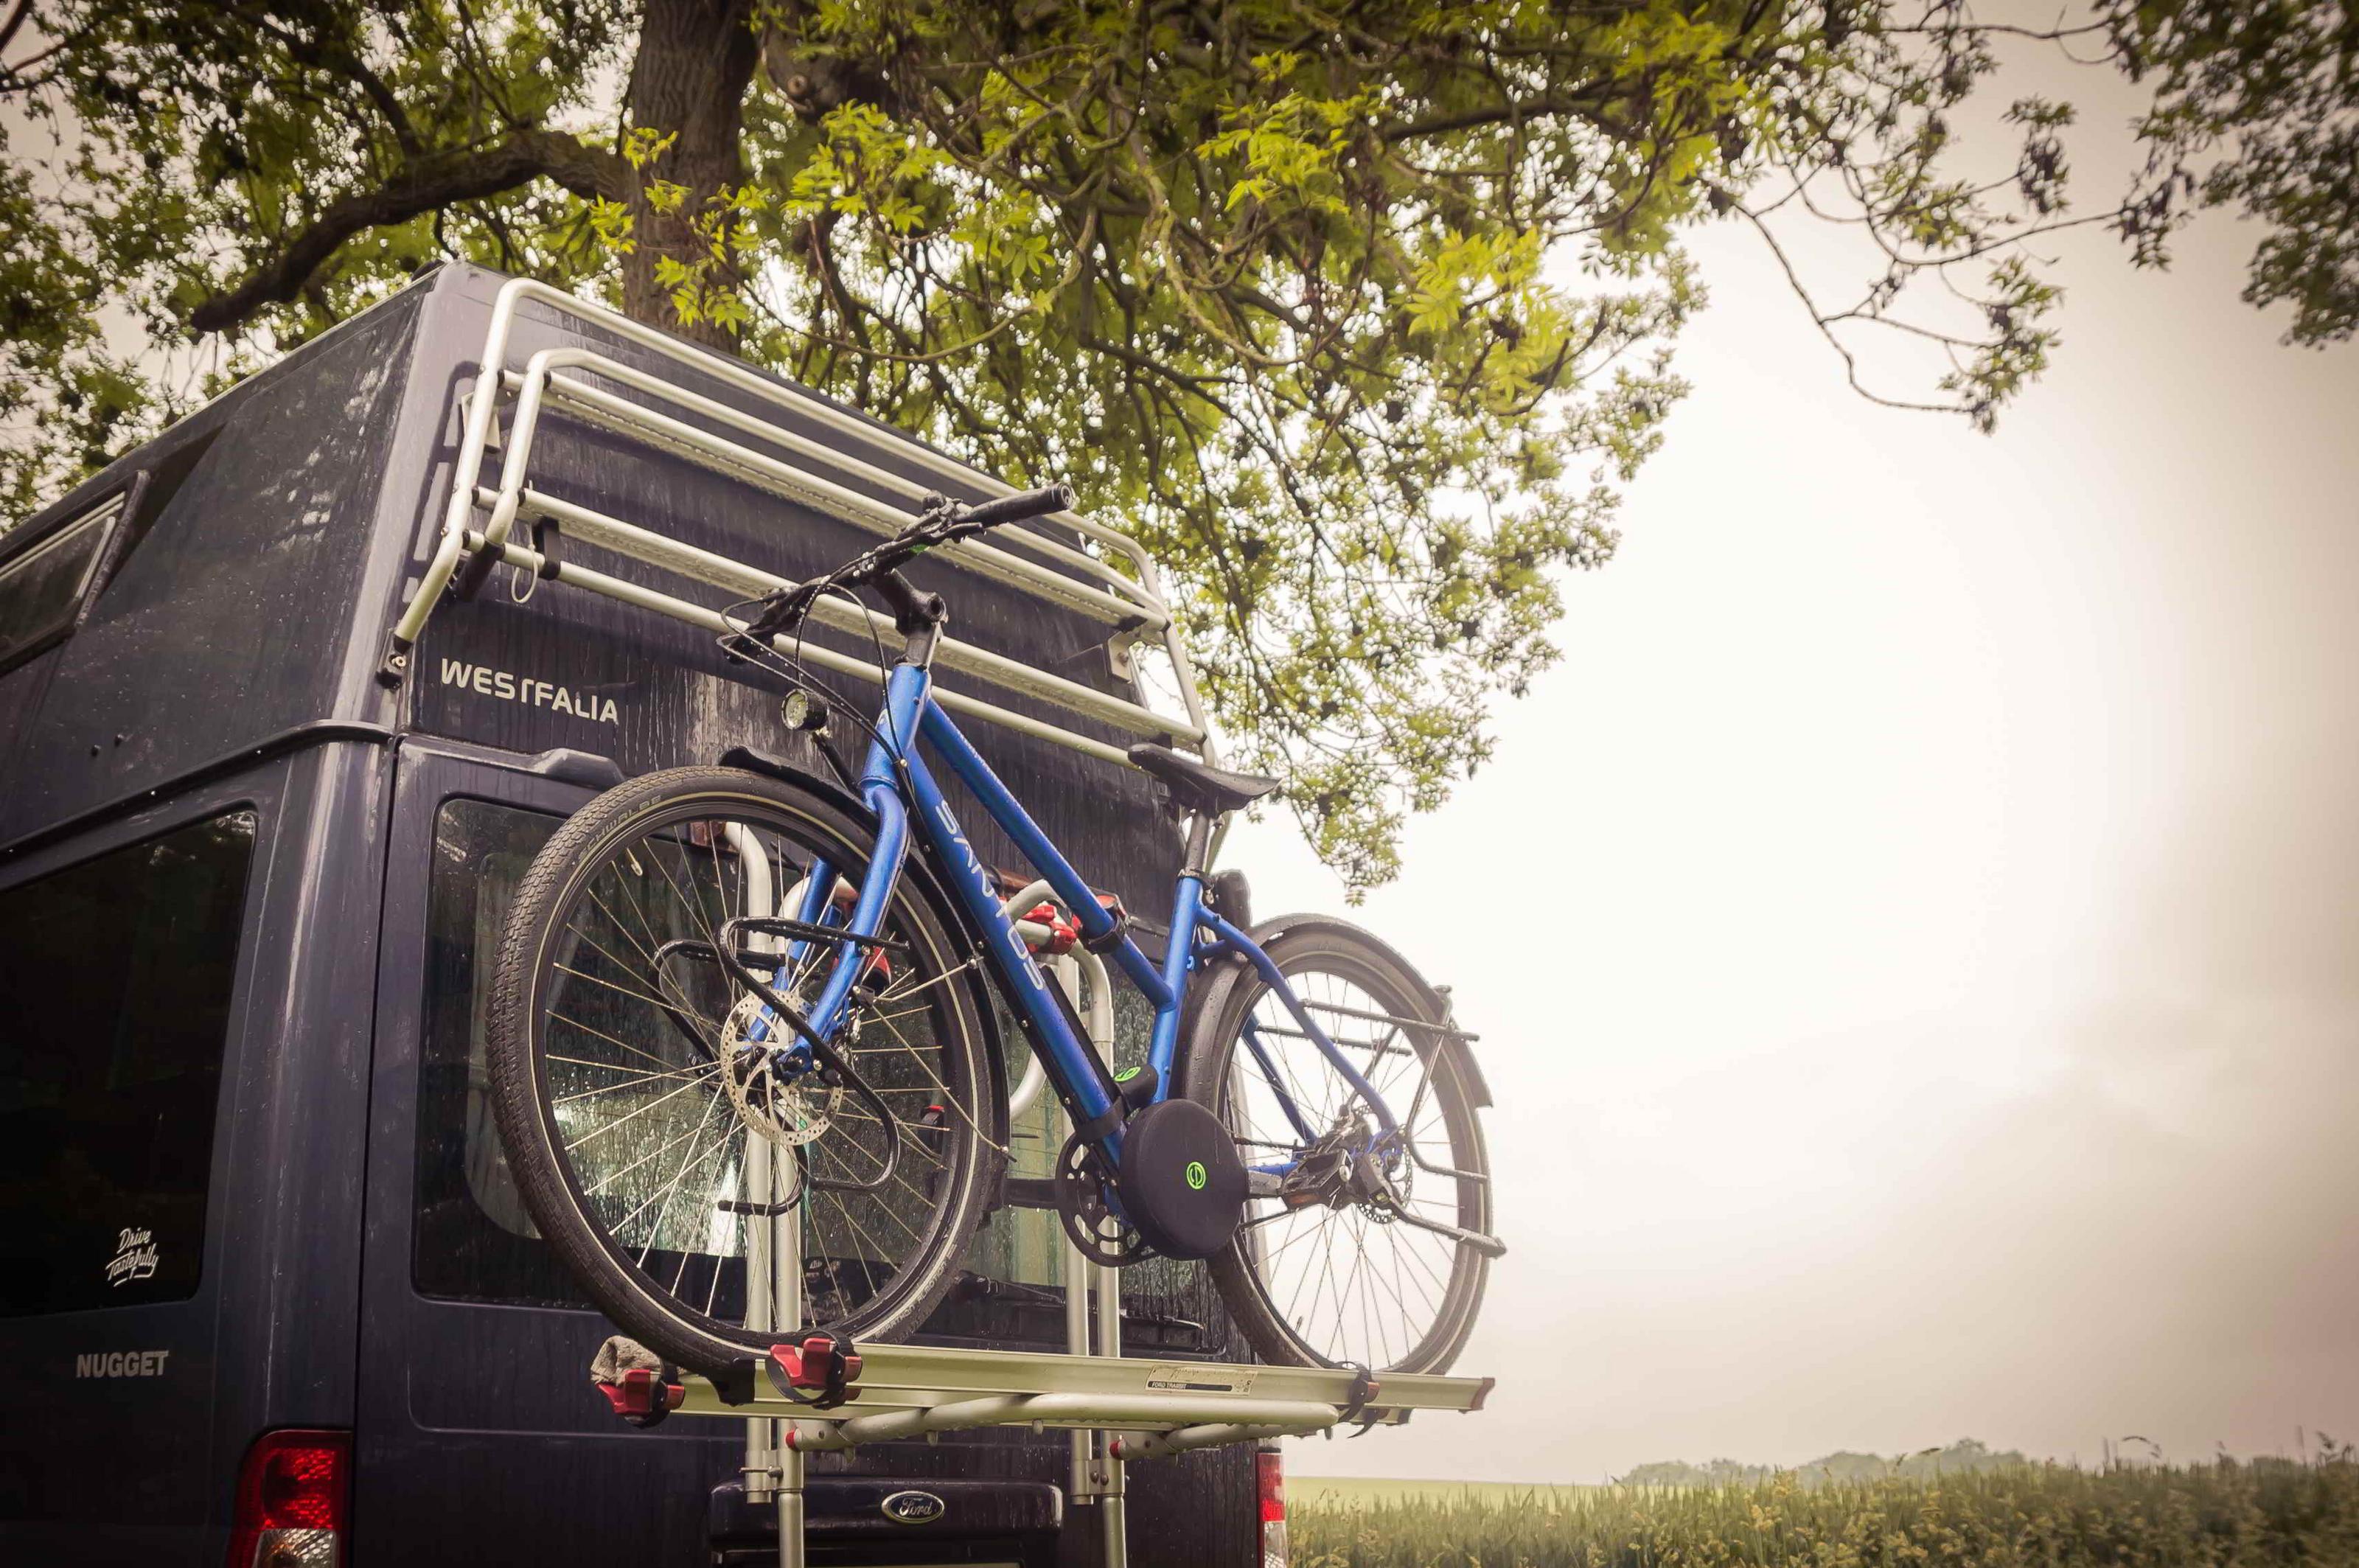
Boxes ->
[476,492,1192,747]
[461,528,1154,767]
[502,353,1165,630]
[387,276,1218,768]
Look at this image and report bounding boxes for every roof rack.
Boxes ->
[383,276,1216,769]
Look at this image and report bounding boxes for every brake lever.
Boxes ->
[741,579,827,643]
[736,493,992,649]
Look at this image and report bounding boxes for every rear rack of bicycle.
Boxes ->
[383,276,1215,770]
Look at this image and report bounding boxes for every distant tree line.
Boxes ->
[1620,1437,2033,1488]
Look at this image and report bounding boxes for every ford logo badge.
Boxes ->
[880,1489,945,1525]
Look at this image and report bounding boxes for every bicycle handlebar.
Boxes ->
[741,481,1078,643]
[944,483,1074,533]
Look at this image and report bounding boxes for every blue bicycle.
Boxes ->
[488,485,1500,1378]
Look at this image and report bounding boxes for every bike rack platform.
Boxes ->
[671,1338,1490,1441]
[599,1337,1491,1565]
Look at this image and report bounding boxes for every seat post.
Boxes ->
[1181,810,1216,879]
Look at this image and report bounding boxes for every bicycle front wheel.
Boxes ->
[487,765,998,1376]
[1178,916,1493,1376]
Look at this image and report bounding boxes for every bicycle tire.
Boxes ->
[487,764,998,1376]
[1177,916,1492,1376]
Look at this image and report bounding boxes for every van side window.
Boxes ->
[0,810,257,1316]
[0,492,127,674]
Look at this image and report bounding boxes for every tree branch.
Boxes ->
[187,131,628,333]
[1381,91,1608,144]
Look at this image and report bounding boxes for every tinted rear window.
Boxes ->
[412,798,590,1306]
[0,811,257,1315]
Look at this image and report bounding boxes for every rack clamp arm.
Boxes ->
[590,1337,686,1429]
[1333,1361,1383,1438]
[764,1331,864,1410]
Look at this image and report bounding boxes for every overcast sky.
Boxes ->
[1234,64,2359,1483]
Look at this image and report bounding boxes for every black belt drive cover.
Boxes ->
[1116,1098,1247,1259]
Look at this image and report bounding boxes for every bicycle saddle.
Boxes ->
[1126,744,1280,816]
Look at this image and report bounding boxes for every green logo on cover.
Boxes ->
[1185,1160,1207,1191]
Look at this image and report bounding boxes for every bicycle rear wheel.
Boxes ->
[1177,916,1492,1375]
[487,765,997,1377]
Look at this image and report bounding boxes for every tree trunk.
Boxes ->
[619,0,762,349]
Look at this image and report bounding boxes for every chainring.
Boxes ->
[1054,1129,1154,1267]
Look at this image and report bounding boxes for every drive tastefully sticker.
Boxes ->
[105,1226,158,1287]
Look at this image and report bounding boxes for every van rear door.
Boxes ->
[352,739,743,1565]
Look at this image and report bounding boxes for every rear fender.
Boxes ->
[1181,911,1491,1109]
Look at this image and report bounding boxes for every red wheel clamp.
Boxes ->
[596,1365,686,1428]
[764,1333,863,1410]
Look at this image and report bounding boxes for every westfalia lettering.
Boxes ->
[439,660,621,724]
[933,799,1045,990]
[76,1350,171,1378]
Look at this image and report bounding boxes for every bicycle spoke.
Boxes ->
[562,1066,723,1153]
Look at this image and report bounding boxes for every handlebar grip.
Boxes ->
[952,484,1073,531]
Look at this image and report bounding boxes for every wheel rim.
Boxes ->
[1219,955,1484,1371]
[522,796,984,1344]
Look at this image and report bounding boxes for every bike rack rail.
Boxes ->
[601,1298,1491,1568]
[383,276,1218,769]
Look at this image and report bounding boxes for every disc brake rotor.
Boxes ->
[719,989,842,1148]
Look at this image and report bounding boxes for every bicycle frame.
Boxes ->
[779,653,1400,1171]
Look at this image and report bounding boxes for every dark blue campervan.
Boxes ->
[0,264,1271,1566]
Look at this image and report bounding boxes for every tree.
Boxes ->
[3,1,2351,889]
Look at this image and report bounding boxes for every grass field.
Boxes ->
[1291,1449,2359,1565]
[1293,1476,1597,1508]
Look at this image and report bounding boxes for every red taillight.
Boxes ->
[1256,1447,1288,1566]
[229,1429,349,1568]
